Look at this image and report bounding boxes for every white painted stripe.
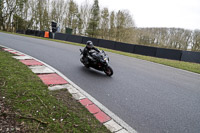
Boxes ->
[72,92,86,100]
[29,66,55,74]
[13,56,33,60]
[104,119,123,132]
[116,129,129,133]
[66,84,79,94]
[48,84,70,91]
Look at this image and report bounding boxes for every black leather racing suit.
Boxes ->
[82,47,100,64]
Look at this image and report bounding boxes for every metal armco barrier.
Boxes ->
[18,30,200,64]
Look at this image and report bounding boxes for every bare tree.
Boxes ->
[115,10,135,43]
[109,11,116,40]
[192,30,200,51]
[4,0,17,31]
[86,0,100,37]
[67,0,79,34]
[1,0,197,52]
[51,0,67,32]
[100,7,109,39]
[79,0,91,35]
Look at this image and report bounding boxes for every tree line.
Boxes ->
[135,28,200,51]
[0,0,199,51]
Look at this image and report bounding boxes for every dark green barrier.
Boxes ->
[115,42,135,53]
[98,39,116,49]
[55,33,68,41]
[82,37,99,46]
[181,51,200,63]
[156,48,182,60]
[20,29,200,63]
[134,45,157,56]
[67,34,83,43]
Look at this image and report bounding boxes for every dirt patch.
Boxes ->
[0,97,26,133]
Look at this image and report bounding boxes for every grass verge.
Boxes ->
[0,48,110,132]
[1,30,200,74]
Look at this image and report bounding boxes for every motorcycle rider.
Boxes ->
[82,40,100,65]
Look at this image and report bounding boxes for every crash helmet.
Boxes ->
[86,41,94,49]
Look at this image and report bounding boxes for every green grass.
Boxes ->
[0,48,110,132]
[1,30,200,74]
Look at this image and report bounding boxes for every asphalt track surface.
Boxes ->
[1,32,200,133]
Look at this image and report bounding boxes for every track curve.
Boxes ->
[1,32,200,133]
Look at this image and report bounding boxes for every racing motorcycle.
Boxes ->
[80,49,113,76]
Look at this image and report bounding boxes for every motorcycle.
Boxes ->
[80,49,113,76]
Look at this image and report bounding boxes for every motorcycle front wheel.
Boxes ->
[104,66,113,76]
[80,58,90,68]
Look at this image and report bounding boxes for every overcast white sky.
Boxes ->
[74,0,200,30]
